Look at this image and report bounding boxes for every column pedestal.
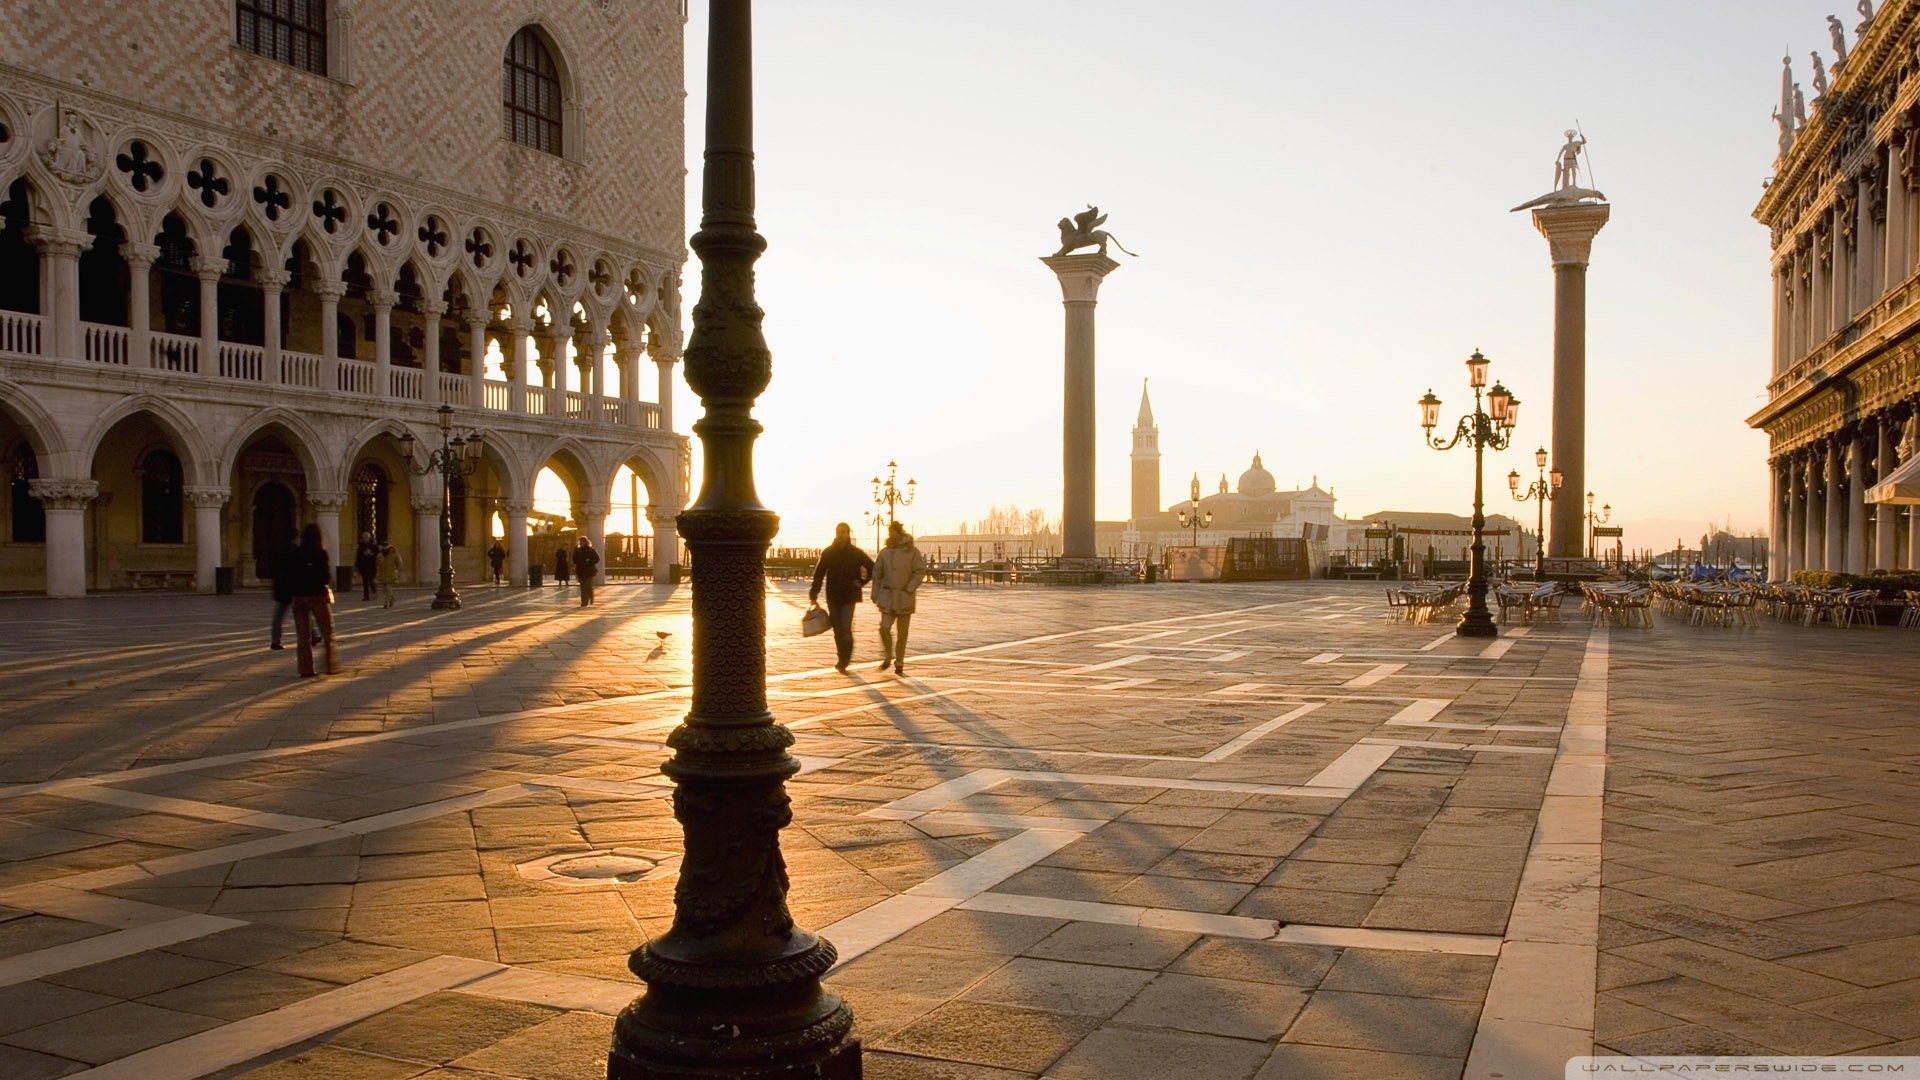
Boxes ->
[1527,202,1610,559]
[1040,253,1121,563]
[29,479,97,597]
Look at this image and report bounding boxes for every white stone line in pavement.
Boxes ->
[782,688,982,731]
[1360,738,1556,756]
[54,783,336,832]
[1418,631,1457,651]
[1053,655,1155,675]
[1303,742,1400,789]
[1272,922,1504,956]
[1464,622,1607,1080]
[66,955,505,1080]
[461,966,638,1015]
[1343,662,1406,687]
[1198,703,1325,762]
[0,913,246,989]
[1303,653,1340,664]
[1381,699,1556,735]
[1478,626,1529,660]
[0,883,224,929]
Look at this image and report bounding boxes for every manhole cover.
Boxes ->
[551,852,656,882]
[516,847,680,887]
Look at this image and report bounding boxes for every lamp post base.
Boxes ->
[431,593,461,610]
[1455,606,1499,637]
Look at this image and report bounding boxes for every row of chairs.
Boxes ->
[1579,583,1654,627]
[1494,582,1568,625]
[1384,584,1463,624]
[1650,582,1759,627]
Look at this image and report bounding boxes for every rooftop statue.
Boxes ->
[1054,205,1138,258]
[1511,130,1607,212]
[1811,51,1828,100]
[1829,15,1849,66]
[1859,0,1875,37]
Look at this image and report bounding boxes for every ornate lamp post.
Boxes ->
[867,460,915,546]
[1584,492,1611,560]
[1175,472,1212,542]
[1507,446,1562,582]
[1419,349,1519,638]
[608,2,860,1077]
[397,405,484,610]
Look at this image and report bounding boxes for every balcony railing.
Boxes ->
[1,317,667,431]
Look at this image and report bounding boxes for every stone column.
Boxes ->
[307,491,348,581]
[315,279,345,392]
[191,255,224,371]
[1800,450,1818,572]
[503,499,531,584]
[125,242,157,366]
[467,313,491,408]
[576,501,609,561]
[1039,252,1122,562]
[651,340,677,430]
[1528,201,1610,558]
[1792,246,1809,357]
[370,287,395,399]
[1888,144,1909,287]
[412,492,441,587]
[29,479,97,597]
[257,268,289,383]
[583,329,608,423]
[616,333,641,426]
[1825,435,1846,571]
[185,486,229,593]
[646,505,679,583]
[1846,430,1868,573]
[507,315,531,413]
[27,228,86,359]
[549,326,574,417]
[1770,458,1789,581]
[421,299,445,405]
[1855,176,1875,314]
[1876,414,1899,569]
[1772,264,1789,375]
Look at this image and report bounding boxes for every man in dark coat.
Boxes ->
[354,532,379,600]
[487,540,507,584]
[572,536,600,607]
[268,529,298,650]
[809,522,874,673]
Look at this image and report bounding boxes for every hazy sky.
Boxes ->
[652,1,1824,551]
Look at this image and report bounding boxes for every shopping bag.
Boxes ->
[801,604,831,637]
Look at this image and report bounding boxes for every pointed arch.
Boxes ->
[0,378,70,466]
[219,407,330,490]
[80,393,213,484]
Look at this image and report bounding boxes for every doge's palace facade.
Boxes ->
[0,1,690,596]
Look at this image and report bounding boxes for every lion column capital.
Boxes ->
[1040,253,1122,304]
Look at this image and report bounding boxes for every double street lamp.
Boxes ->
[397,405,484,610]
[868,460,915,548]
[1585,492,1612,560]
[1176,472,1212,542]
[1419,349,1520,638]
[1508,447,1562,582]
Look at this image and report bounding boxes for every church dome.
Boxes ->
[1236,452,1276,496]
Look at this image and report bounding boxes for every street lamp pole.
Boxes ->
[1584,491,1611,560]
[1507,447,1562,583]
[1419,349,1519,638]
[1175,472,1212,543]
[869,460,915,529]
[608,1,859,1076]
[397,405,483,610]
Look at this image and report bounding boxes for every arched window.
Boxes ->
[7,442,44,544]
[140,448,184,544]
[0,179,38,315]
[353,461,389,542]
[236,0,328,76]
[504,28,563,156]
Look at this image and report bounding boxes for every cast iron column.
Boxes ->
[607,2,860,1076]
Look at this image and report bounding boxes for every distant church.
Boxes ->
[1119,381,1351,555]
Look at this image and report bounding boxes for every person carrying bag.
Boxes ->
[809,522,873,673]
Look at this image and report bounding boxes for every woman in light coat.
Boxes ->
[870,522,926,675]
[374,542,405,608]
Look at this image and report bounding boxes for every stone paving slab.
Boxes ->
[0,581,1910,1076]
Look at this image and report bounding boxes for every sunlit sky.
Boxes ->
[559,2,1832,551]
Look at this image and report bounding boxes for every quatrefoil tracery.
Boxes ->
[114,141,164,193]
[185,159,229,209]
[252,174,291,221]
[312,189,347,234]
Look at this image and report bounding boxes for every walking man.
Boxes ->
[553,543,571,591]
[375,541,404,608]
[572,535,600,607]
[289,524,339,677]
[871,521,926,676]
[809,522,873,673]
[354,532,379,600]
[268,528,297,650]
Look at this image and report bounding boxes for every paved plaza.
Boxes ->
[0,580,1914,1079]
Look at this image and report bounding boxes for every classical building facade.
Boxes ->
[0,1,689,596]
[1751,1,1920,577]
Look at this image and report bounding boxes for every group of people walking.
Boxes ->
[269,530,604,679]
[810,521,926,674]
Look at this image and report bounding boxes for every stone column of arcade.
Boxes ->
[1040,251,1121,564]
[307,491,347,582]
[412,493,441,587]
[503,499,531,585]
[646,506,679,584]
[607,1,860,1076]
[29,479,97,597]
[185,486,229,593]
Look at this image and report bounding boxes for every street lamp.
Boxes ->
[1419,349,1519,638]
[1507,446,1562,582]
[1175,472,1212,542]
[608,1,860,1075]
[397,404,484,610]
[1584,491,1612,560]
[867,460,915,549]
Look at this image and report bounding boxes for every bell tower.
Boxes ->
[1131,379,1160,520]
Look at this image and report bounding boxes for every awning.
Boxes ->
[1868,454,1920,504]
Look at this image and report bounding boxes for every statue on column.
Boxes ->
[1553,130,1586,190]
[1053,205,1138,257]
